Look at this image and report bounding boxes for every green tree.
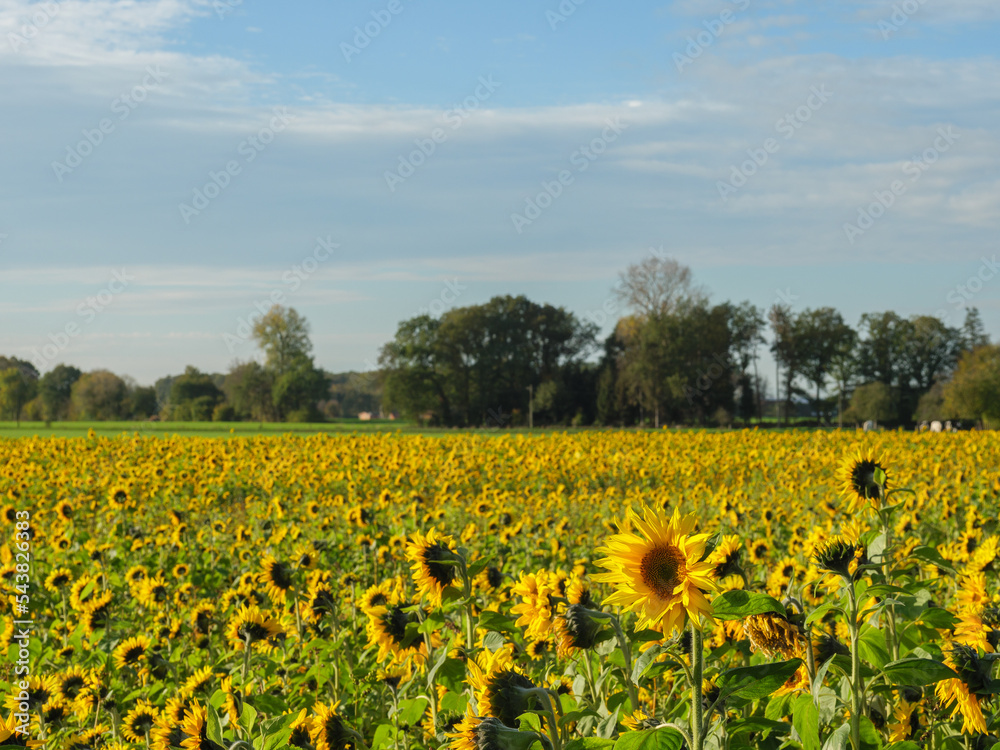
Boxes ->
[846,382,897,426]
[252,306,313,377]
[942,345,1000,426]
[70,370,129,420]
[273,362,329,422]
[39,364,82,421]
[0,367,38,425]
[168,366,225,421]
[727,301,766,424]
[224,361,276,422]
[768,304,802,426]
[795,307,855,423]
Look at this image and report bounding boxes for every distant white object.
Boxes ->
[918,421,929,432]
[945,420,954,432]
[358,411,372,421]
[930,420,943,432]
[863,420,875,432]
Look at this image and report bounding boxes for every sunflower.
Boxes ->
[122,701,161,743]
[0,712,28,747]
[261,556,295,604]
[510,571,558,640]
[406,529,461,606]
[593,506,717,633]
[366,604,432,667]
[622,709,660,731]
[221,677,242,725]
[448,709,538,750]
[180,666,217,698]
[955,607,1000,654]
[180,704,225,750]
[840,448,889,512]
[44,567,74,594]
[113,635,153,671]
[935,645,989,735]
[226,605,283,652]
[554,604,602,657]
[311,702,356,750]
[467,647,537,728]
[888,699,925,742]
[54,666,89,702]
[708,535,744,581]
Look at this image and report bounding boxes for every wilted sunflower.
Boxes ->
[406,529,461,606]
[594,506,717,633]
[743,613,801,659]
[840,448,890,512]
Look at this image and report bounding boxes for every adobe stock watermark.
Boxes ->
[214,0,242,20]
[224,235,339,352]
[28,269,134,371]
[877,0,928,40]
[178,106,292,224]
[385,76,501,192]
[7,0,61,52]
[52,66,169,183]
[673,0,750,72]
[547,0,586,30]
[843,126,959,245]
[717,85,832,201]
[510,117,628,234]
[935,255,1000,322]
[416,278,466,317]
[340,0,411,63]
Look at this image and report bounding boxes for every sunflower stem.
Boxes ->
[846,579,863,750]
[604,612,640,713]
[690,620,705,750]
[523,688,562,750]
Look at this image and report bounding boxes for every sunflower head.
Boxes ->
[406,529,462,606]
[840,449,889,511]
[555,603,602,657]
[449,710,540,750]
[468,648,538,729]
[594,506,717,634]
[814,538,858,579]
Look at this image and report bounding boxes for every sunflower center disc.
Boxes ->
[640,544,684,597]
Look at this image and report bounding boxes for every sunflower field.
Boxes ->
[2,429,1000,750]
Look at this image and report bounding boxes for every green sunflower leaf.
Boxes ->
[881,657,958,685]
[612,727,685,750]
[717,658,803,701]
[711,590,787,620]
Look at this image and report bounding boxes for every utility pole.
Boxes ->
[527,385,533,430]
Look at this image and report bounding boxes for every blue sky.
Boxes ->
[1,0,999,387]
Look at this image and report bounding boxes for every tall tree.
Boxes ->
[0,367,38,425]
[795,307,855,422]
[70,370,129,420]
[39,364,82,421]
[942,344,1000,426]
[614,256,706,318]
[252,306,313,377]
[727,301,766,424]
[768,304,801,425]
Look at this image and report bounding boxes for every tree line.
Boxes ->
[2,257,997,428]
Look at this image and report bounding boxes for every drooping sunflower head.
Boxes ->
[555,603,602,657]
[406,529,461,606]
[594,506,717,634]
[622,709,660,731]
[448,709,539,750]
[840,448,890,511]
